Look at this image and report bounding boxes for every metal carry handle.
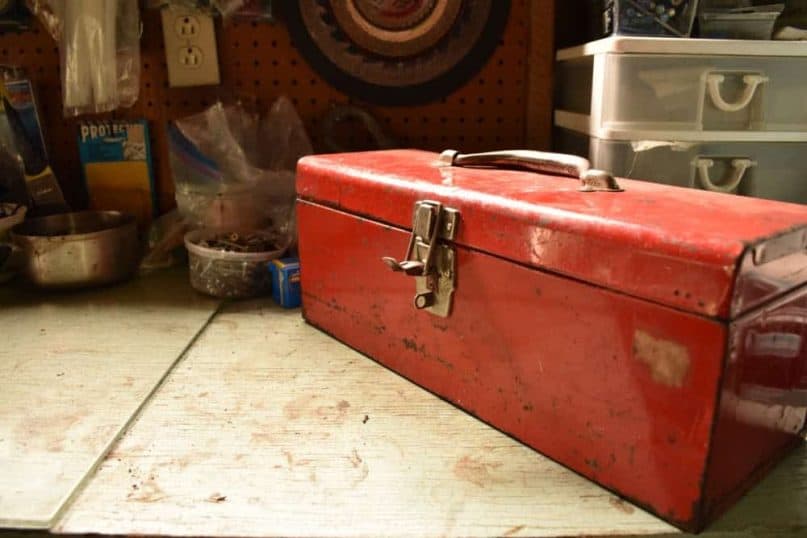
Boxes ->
[438,149,623,192]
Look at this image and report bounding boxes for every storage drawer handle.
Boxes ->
[706,74,768,113]
[696,158,756,193]
[439,149,623,192]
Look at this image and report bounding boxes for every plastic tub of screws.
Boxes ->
[590,0,700,38]
[184,229,287,298]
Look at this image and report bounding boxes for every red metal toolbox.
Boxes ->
[296,149,807,532]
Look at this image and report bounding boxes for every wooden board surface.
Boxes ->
[55,299,807,537]
[0,269,220,529]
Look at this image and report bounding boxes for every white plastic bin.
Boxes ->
[554,125,807,204]
[556,37,807,139]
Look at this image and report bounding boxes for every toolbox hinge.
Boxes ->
[382,200,459,318]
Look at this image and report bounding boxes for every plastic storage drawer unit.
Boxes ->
[555,126,807,204]
[556,37,807,140]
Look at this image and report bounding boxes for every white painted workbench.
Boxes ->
[1,274,806,537]
[0,269,220,529]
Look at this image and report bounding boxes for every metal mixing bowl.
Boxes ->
[10,211,139,288]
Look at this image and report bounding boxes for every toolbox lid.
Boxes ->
[297,150,807,319]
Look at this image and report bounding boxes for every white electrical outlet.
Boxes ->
[161,7,220,87]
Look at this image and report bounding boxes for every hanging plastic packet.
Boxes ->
[0,67,68,213]
[168,97,312,249]
[26,0,141,116]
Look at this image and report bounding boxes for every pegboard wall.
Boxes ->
[0,0,553,216]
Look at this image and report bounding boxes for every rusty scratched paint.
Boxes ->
[633,330,691,388]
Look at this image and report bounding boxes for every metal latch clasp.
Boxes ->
[382,200,459,317]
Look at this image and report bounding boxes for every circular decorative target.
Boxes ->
[283,0,511,105]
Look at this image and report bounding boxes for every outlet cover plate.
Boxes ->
[161,7,220,87]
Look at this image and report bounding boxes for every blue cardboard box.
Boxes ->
[269,257,301,308]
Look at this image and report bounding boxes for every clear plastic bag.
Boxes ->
[139,209,190,273]
[169,97,312,248]
[27,0,141,116]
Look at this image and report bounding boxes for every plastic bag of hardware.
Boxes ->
[169,97,311,247]
[27,0,141,116]
[139,209,191,273]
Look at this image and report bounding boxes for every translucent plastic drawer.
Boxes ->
[556,37,807,140]
[555,128,807,204]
